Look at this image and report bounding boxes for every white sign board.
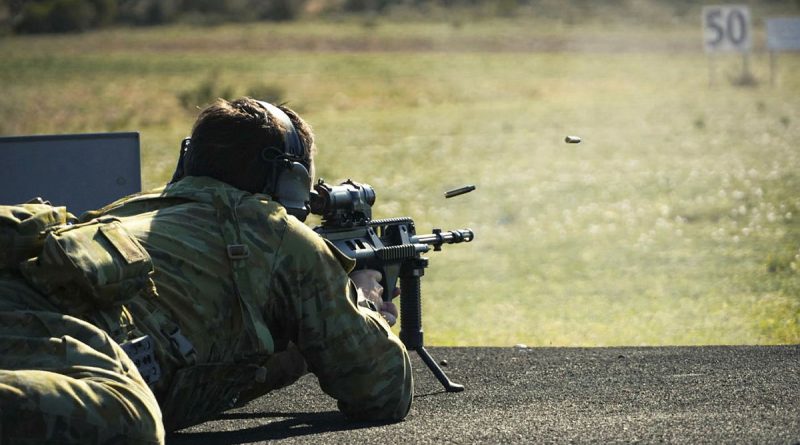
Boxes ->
[766,18,800,51]
[703,5,752,53]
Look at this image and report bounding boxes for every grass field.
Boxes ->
[1,14,798,346]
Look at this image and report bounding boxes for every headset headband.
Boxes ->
[257,101,304,158]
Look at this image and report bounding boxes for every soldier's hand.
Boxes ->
[350,269,398,326]
[351,269,383,305]
[379,300,398,327]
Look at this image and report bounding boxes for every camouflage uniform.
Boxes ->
[0,176,413,444]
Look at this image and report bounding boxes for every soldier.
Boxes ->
[0,97,413,444]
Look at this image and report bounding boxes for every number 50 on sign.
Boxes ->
[703,5,752,53]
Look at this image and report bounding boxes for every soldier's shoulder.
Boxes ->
[282,214,328,252]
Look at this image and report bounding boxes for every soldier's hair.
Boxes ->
[184,97,315,194]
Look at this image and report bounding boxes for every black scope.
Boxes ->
[309,179,376,227]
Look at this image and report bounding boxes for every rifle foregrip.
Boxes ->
[399,275,423,350]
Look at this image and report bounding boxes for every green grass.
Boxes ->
[1,17,798,346]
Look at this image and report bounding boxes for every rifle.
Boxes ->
[310,179,474,392]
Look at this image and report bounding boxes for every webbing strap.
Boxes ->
[96,178,274,357]
[211,192,274,356]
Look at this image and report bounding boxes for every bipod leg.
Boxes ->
[400,259,465,392]
[416,346,464,392]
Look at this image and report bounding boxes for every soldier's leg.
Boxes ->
[0,311,164,445]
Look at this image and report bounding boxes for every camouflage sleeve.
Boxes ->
[267,217,413,421]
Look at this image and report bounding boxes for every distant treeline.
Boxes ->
[3,0,304,33]
[2,0,798,34]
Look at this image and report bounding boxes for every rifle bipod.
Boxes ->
[414,346,464,392]
[399,258,465,393]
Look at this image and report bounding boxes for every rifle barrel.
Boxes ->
[413,228,474,248]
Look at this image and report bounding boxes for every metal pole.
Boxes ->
[770,51,777,86]
[708,54,715,88]
[742,51,751,82]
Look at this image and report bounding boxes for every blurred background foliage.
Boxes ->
[2,0,800,35]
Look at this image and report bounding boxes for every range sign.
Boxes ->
[703,5,752,53]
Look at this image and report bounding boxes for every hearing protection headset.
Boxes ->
[170,101,312,221]
[255,101,311,221]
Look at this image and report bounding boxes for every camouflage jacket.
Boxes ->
[77,176,413,430]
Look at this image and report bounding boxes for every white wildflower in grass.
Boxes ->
[738,205,747,215]
[767,212,777,223]
[742,227,751,236]
[719,189,727,198]
[659,204,670,217]
[786,212,793,221]
[732,235,740,243]
[732,190,745,200]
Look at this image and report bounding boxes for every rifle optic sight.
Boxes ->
[310,179,376,227]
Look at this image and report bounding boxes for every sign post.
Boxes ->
[702,5,752,86]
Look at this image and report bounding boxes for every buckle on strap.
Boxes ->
[164,326,196,365]
[227,244,250,260]
[120,335,162,387]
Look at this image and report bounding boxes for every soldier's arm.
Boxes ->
[267,218,413,421]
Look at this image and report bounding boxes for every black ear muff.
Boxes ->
[273,161,312,221]
[256,101,312,221]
